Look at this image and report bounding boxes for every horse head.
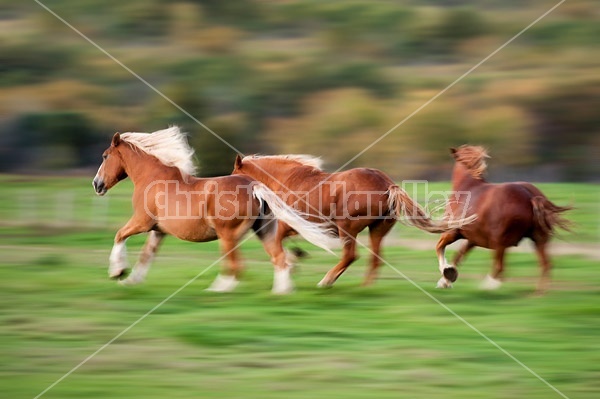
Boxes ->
[93,133,128,195]
[450,145,490,180]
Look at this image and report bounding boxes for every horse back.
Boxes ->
[328,168,396,218]
[330,168,394,191]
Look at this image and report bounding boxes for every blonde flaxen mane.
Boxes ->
[244,154,324,171]
[121,126,197,176]
[454,145,490,179]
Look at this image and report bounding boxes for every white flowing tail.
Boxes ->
[252,184,339,254]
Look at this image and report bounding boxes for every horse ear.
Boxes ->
[449,147,457,157]
[111,132,121,147]
[234,154,243,169]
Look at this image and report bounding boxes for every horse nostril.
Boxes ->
[93,178,105,194]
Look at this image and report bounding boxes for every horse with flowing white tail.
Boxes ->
[92,126,337,294]
[232,154,476,288]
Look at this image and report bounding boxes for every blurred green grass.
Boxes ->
[0,176,598,398]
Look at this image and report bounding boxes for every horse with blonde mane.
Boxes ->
[92,127,338,294]
[232,154,475,287]
[436,145,572,293]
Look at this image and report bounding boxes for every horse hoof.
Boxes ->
[436,277,453,289]
[443,267,458,283]
[291,247,309,259]
[109,268,130,280]
[206,274,239,293]
[272,286,294,295]
[317,278,333,288]
[118,275,144,286]
[480,275,502,290]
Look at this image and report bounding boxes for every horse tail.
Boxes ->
[252,183,339,255]
[387,185,476,233]
[531,196,573,236]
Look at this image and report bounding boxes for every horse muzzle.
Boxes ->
[93,177,107,196]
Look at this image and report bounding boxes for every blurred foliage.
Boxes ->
[0,0,598,179]
[110,2,171,39]
[0,40,78,86]
[14,112,99,170]
[525,80,600,180]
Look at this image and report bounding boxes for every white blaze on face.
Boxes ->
[93,161,107,195]
[94,161,104,183]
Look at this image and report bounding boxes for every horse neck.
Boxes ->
[120,144,182,187]
[245,161,294,189]
[451,162,485,190]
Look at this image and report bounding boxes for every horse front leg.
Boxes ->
[119,231,165,285]
[447,240,475,281]
[109,217,150,279]
[257,221,294,294]
[260,235,294,294]
[435,230,460,288]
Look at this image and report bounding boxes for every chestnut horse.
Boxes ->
[232,154,475,287]
[436,145,572,293]
[92,127,338,294]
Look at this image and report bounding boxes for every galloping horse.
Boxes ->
[436,145,572,293]
[232,155,475,287]
[92,127,338,294]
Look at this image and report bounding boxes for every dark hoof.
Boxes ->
[291,247,309,259]
[110,269,130,280]
[443,267,458,283]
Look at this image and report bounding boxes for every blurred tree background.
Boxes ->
[0,0,597,180]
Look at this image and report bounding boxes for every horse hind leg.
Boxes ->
[318,230,358,288]
[363,220,394,286]
[206,237,242,293]
[481,247,505,290]
[120,231,165,286]
[533,240,552,295]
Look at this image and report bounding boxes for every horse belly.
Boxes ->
[159,219,218,242]
[462,211,532,249]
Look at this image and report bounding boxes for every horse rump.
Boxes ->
[531,196,573,236]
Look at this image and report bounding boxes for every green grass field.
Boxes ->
[0,176,598,398]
